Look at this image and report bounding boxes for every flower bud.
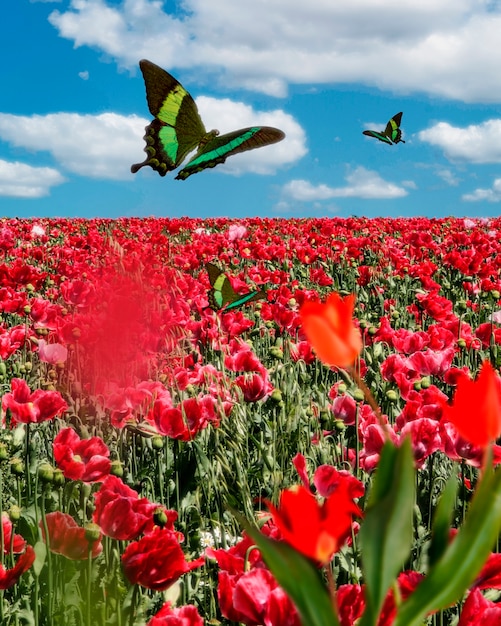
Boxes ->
[38,462,54,484]
[8,505,21,522]
[110,460,124,477]
[84,523,102,543]
[353,389,365,403]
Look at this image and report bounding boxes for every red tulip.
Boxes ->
[300,292,362,368]
[266,484,362,565]
[442,361,501,447]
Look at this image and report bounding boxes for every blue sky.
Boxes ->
[3,0,501,219]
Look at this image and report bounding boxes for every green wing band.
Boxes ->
[176,127,285,180]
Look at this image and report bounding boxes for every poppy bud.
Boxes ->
[38,463,54,484]
[353,389,365,403]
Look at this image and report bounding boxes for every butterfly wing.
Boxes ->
[387,112,404,144]
[206,263,266,311]
[363,113,404,145]
[362,130,394,145]
[206,263,239,311]
[131,60,207,176]
[223,289,267,311]
[175,126,285,180]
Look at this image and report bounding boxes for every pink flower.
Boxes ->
[37,339,68,365]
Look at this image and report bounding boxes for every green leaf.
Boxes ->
[428,472,458,567]
[394,464,501,626]
[33,540,47,577]
[234,511,340,626]
[358,438,416,626]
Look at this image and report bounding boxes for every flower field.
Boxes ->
[1,215,501,625]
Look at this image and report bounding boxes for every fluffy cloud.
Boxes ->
[419,120,501,163]
[0,160,65,198]
[0,103,303,180]
[49,0,501,100]
[0,112,145,180]
[281,167,409,202]
[463,178,501,202]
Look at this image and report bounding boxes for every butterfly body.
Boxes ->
[363,112,405,145]
[206,263,266,312]
[131,60,285,179]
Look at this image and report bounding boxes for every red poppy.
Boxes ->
[266,484,362,564]
[458,588,501,625]
[93,475,176,541]
[299,292,362,368]
[53,427,111,483]
[122,526,204,591]
[0,545,35,590]
[1,513,28,554]
[40,512,102,560]
[147,602,204,626]
[2,378,68,424]
[442,360,501,447]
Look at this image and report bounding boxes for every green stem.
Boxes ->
[40,488,53,619]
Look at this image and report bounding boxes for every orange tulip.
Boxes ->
[299,292,362,368]
[443,360,501,447]
[266,484,362,565]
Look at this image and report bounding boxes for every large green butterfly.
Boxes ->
[363,112,405,145]
[206,263,266,312]
[131,60,286,180]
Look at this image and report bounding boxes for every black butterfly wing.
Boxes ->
[131,60,207,176]
[175,126,285,180]
[362,130,394,145]
[206,262,239,310]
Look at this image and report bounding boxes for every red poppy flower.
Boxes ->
[442,360,501,447]
[1,513,27,554]
[53,427,111,483]
[299,292,362,368]
[93,475,176,541]
[266,484,362,565]
[122,526,204,591]
[2,378,68,424]
[147,602,204,626]
[40,512,102,560]
[0,545,35,589]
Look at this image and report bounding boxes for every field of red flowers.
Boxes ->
[1,215,501,625]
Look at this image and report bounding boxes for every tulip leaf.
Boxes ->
[234,511,340,626]
[428,472,458,568]
[358,438,416,626]
[394,464,501,626]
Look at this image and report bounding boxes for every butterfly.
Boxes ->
[205,263,266,312]
[362,112,405,145]
[131,60,286,180]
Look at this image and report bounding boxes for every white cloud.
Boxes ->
[0,160,65,198]
[195,97,306,174]
[419,119,501,163]
[48,0,501,101]
[436,168,460,186]
[78,70,89,80]
[281,167,409,202]
[0,102,304,180]
[463,178,501,202]
[0,112,145,180]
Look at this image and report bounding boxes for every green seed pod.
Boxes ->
[353,389,365,403]
[38,462,54,484]
[84,523,102,543]
[385,390,398,402]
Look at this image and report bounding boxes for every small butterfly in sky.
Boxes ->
[363,112,405,145]
[131,60,286,180]
[205,263,266,312]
